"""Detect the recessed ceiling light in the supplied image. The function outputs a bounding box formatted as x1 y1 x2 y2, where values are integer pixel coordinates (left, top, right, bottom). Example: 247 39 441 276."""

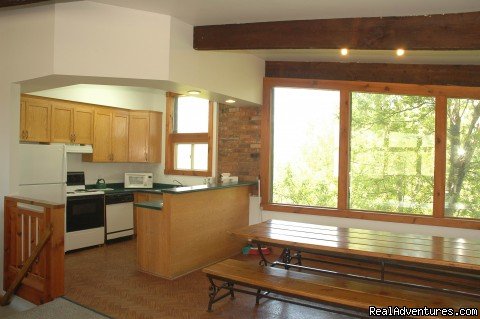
396 49 405 56
187 90 201 95
225 99 236 104
340 48 349 56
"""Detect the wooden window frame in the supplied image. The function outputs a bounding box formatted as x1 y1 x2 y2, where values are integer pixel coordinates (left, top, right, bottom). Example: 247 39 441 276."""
164 92 214 177
261 77 480 230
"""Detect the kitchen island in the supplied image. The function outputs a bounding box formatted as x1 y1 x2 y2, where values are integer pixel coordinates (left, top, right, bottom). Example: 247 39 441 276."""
134 182 254 279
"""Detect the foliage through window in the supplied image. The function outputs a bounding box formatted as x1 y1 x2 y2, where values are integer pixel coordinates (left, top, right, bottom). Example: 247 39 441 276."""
264 78 480 225
445 98 480 218
350 93 435 215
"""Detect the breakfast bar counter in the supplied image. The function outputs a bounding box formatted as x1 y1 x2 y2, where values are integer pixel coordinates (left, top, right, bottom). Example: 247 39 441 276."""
135 182 254 279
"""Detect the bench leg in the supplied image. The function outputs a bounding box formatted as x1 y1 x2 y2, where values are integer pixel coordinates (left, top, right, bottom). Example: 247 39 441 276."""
255 289 261 304
228 282 235 299
207 277 235 312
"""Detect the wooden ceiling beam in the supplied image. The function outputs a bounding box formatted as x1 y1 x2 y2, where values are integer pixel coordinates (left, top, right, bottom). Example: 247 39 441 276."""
265 61 480 87
194 11 480 51
0 0 51 8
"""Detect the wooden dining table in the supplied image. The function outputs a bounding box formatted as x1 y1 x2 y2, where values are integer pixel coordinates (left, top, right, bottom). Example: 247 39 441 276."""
232 219 480 297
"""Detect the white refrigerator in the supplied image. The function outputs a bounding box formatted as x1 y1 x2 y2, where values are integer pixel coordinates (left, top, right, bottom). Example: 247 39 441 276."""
18 144 67 204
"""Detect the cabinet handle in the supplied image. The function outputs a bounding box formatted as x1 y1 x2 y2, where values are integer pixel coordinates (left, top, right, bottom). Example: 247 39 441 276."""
73 133 76 142
70 133 74 142
21 130 25 140
145 152 148 161
25 131 29 140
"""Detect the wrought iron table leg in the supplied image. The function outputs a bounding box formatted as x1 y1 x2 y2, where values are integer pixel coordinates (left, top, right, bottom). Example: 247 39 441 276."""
207 277 219 312
257 242 270 266
255 289 262 304
228 282 235 299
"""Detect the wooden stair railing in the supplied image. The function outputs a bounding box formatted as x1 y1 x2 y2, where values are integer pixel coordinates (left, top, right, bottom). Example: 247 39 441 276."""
3 196 65 305
1 225 52 306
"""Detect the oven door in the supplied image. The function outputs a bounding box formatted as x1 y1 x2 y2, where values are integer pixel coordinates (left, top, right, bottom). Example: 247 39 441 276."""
66 195 105 232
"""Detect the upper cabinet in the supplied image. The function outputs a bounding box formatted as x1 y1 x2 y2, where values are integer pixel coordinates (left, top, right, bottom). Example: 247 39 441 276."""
111 110 129 162
128 111 150 162
128 111 162 163
20 95 51 143
20 95 162 164
51 101 74 143
148 111 162 163
73 105 94 144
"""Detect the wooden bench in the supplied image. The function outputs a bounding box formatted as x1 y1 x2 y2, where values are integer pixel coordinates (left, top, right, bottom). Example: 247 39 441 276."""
203 259 479 318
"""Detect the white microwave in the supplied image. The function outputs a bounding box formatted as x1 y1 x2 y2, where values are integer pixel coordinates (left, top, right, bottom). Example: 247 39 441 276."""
124 173 153 189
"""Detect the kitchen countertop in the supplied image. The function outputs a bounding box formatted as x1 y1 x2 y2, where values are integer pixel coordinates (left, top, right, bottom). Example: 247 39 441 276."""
87 181 256 195
134 200 163 211
160 181 256 194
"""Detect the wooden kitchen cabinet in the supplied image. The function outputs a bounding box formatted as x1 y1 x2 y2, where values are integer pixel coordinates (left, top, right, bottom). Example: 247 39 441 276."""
51 101 74 143
148 111 162 163
128 111 163 163
20 95 51 142
49 101 94 144
84 107 130 163
111 110 129 162
73 105 94 144
128 111 150 162
84 107 113 162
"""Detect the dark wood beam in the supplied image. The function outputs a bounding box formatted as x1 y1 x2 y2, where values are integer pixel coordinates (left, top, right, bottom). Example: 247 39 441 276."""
0 0 50 8
194 11 480 51
265 61 480 87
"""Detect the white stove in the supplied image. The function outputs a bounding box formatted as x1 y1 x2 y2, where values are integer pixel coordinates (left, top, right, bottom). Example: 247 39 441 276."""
66 185 105 197
65 172 105 252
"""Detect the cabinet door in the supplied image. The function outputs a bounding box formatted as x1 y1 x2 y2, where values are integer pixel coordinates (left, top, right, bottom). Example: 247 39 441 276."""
23 97 51 142
20 100 26 141
128 112 149 162
74 105 94 144
92 108 113 162
51 102 74 143
148 112 162 163
111 110 129 162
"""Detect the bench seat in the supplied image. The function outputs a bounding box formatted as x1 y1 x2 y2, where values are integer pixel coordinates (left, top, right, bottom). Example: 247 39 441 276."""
203 259 479 318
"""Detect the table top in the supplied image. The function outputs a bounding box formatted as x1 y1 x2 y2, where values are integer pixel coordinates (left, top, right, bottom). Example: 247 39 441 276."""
232 219 480 273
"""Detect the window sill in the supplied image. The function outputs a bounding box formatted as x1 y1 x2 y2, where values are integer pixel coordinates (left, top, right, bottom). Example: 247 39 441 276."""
261 203 480 230
164 169 211 177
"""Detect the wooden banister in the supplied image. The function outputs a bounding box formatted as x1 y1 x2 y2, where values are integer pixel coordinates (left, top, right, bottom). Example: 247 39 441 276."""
1 225 52 306
3 196 64 305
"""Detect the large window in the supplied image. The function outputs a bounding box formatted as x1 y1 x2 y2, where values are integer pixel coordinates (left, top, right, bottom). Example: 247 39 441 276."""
262 78 480 228
165 93 213 176
350 93 435 215
272 87 340 208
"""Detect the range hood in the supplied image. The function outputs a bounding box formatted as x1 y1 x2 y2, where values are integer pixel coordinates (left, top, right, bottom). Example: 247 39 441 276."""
65 144 93 154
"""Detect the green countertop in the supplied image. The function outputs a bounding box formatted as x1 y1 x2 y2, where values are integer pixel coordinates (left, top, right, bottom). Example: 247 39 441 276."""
134 200 163 211
160 181 256 194
87 181 255 195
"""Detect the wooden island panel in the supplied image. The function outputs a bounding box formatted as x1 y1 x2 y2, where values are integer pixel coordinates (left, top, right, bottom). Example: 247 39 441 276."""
136 185 250 279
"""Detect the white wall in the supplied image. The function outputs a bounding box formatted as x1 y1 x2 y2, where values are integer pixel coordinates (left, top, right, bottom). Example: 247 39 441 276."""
169 17 265 105
0 4 56 289
31 84 166 111
53 1 171 80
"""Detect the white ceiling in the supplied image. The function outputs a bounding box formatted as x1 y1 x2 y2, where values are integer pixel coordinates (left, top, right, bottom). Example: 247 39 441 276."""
90 0 480 25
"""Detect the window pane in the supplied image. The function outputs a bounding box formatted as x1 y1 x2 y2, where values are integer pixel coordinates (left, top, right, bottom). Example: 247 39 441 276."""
349 92 435 215
175 144 192 170
175 96 209 133
272 87 340 208
193 144 208 170
445 98 480 219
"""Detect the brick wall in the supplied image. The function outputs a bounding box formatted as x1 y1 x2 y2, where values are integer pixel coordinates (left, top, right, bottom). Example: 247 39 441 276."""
217 104 261 182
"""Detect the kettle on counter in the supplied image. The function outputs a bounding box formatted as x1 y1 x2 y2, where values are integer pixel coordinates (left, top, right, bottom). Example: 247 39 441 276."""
96 178 107 189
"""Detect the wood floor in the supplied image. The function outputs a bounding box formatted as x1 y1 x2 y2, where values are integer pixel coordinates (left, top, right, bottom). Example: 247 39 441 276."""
64 239 355 319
